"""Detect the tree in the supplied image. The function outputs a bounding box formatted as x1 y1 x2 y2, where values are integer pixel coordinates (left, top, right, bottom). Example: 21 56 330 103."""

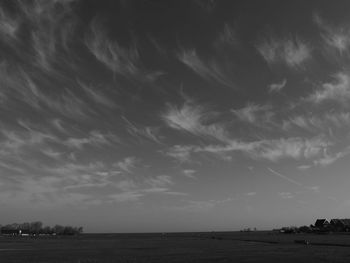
53 224 64 235
30 221 43 234
19 222 30 231
0 222 83 235
42 226 53 235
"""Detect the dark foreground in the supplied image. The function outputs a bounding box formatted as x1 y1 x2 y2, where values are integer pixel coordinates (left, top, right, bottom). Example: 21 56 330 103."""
2 232 350 262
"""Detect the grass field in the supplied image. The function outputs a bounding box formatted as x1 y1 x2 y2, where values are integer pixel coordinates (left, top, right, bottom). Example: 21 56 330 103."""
2 232 350 262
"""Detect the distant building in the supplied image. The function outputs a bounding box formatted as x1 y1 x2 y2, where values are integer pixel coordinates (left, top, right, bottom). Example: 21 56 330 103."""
314 219 329 229
19 229 30 236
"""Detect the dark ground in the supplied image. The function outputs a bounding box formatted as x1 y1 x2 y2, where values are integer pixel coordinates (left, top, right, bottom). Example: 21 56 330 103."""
2 231 350 262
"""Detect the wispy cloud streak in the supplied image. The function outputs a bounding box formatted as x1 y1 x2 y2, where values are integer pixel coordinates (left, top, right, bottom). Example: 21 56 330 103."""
307 72 350 104
85 19 161 82
267 167 303 187
178 48 235 88
314 13 350 54
257 35 311 68
162 98 228 142
269 79 287 93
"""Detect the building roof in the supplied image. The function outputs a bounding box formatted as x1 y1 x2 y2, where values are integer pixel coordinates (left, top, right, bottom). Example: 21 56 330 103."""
315 219 329 227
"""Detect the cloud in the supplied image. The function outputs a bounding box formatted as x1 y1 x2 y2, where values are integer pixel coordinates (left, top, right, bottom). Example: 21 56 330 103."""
85 19 139 76
31 28 56 70
178 48 235 88
168 197 235 212
85 19 161 82
164 145 194 163
122 116 162 144
41 148 62 160
193 0 217 13
183 169 197 179
0 64 39 109
43 161 104 177
0 160 26 174
51 119 67 133
0 126 57 154
0 157 176 206
269 78 287 93
104 174 181 203
279 192 294 199
0 5 19 41
217 23 237 46
162 99 228 142
313 13 350 54
108 174 182 202
44 89 92 120
77 79 116 108
66 130 118 149
108 182 186 202
307 72 350 104
0 175 92 207
113 157 139 173
194 140 258 156
0 158 119 207
0 152 182 206
114 180 136 192
40 161 121 193
313 149 350 167
254 136 329 162
145 175 173 188
165 135 330 163
297 164 312 170
0 65 92 119
15 0 78 71
283 111 350 133
232 103 273 124
63 174 110 190
257 35 311 68
108 192 144 203
268 167 303 187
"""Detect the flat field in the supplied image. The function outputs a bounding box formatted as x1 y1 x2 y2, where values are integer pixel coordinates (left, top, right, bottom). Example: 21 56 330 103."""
2 231 350 262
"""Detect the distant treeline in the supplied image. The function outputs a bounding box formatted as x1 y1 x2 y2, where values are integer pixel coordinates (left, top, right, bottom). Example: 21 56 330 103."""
0 221 83 235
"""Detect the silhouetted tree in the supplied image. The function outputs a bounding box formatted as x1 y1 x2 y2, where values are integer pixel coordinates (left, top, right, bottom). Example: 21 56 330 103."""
30 221 43 235
53 224 65 235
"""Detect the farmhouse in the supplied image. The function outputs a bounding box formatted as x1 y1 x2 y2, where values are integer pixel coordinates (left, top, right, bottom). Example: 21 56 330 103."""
314 219 329 229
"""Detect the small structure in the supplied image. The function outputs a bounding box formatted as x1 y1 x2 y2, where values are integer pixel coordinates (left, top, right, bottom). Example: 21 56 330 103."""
1 228 30 236
19 229 30 236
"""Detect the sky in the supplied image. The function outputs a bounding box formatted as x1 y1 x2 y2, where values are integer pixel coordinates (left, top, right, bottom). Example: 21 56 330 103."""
2 0 350 233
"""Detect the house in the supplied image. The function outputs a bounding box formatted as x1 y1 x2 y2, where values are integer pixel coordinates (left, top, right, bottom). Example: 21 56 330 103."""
314 219 330 229
19 229 30 236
